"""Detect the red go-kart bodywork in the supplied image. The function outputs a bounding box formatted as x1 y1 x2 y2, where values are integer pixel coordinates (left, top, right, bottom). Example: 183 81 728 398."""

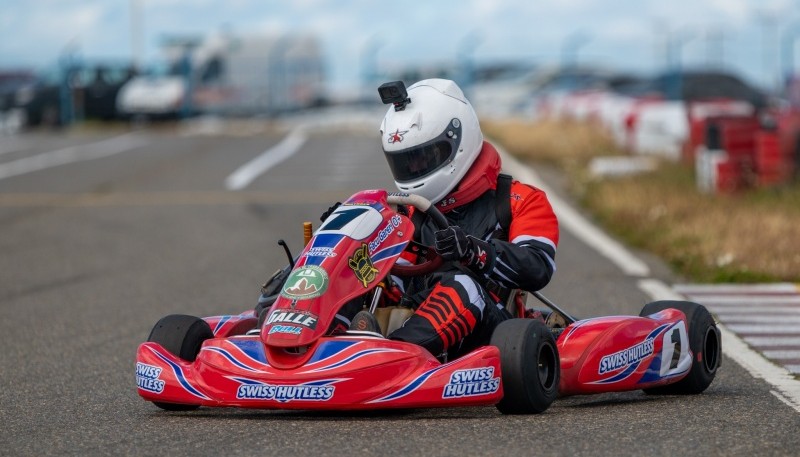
136 190 716 412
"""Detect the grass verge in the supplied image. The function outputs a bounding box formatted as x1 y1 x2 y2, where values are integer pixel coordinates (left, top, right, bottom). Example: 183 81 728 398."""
482 118 800 283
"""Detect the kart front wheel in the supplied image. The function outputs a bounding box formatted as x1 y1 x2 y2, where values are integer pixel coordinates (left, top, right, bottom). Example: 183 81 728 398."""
491 318 559 414
146 314 213 411
639 300 721 395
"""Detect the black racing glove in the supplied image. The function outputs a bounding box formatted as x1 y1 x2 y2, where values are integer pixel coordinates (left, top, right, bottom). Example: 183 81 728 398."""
434 226 495 274
320 202 342 223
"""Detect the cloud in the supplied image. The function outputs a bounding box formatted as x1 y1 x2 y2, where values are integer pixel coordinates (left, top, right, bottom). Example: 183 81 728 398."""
0 2 110 66
0 0 785 90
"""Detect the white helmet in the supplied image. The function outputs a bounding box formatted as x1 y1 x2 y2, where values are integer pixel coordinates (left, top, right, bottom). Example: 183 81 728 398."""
379 79 483 204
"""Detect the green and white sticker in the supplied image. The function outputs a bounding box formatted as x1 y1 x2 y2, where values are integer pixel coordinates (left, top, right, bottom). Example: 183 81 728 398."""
280 265 329 300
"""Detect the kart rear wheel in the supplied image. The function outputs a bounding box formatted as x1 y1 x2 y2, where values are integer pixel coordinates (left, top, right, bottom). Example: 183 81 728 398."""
491 318 559 414
639 301 721 395
147 314 213 411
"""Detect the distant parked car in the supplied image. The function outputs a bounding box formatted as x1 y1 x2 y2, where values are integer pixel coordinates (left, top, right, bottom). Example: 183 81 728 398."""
0 70 36 111
0 70 36 132
78 65 138 120
12 63 136 127
116 61 187 119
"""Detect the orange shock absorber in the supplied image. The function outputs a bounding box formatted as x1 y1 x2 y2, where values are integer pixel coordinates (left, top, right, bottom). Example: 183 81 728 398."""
303 222 313 246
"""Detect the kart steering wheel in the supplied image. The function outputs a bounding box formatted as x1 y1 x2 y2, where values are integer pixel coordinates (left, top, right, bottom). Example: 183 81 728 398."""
386 193 449 276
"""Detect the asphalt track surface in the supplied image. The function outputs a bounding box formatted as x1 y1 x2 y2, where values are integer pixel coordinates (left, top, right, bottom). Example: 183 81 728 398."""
1 120 798 456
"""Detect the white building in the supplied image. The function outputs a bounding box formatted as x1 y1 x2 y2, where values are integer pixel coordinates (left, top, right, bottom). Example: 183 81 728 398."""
117 32 325 117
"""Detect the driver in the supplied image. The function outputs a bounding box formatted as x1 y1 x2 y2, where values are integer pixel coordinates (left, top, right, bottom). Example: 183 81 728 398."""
351 78 560 359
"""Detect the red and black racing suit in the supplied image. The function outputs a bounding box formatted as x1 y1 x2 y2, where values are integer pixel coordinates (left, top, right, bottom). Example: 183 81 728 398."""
389 177 559 358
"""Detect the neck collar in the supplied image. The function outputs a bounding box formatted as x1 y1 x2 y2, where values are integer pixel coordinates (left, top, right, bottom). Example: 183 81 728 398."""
435 141 502 212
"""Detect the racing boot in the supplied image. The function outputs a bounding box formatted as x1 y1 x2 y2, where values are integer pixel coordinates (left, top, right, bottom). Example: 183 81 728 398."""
349 310 383 334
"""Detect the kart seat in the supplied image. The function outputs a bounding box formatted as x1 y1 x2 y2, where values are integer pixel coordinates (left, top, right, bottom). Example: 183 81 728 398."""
373 306 414 337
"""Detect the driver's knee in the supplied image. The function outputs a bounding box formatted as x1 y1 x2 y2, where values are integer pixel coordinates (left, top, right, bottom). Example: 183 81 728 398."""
388 276 483 356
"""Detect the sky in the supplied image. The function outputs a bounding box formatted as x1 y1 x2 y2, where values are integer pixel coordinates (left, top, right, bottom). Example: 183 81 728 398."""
1 0 799 92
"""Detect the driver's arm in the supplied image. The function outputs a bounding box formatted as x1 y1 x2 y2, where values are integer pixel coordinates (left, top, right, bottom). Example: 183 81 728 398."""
485 183 558 292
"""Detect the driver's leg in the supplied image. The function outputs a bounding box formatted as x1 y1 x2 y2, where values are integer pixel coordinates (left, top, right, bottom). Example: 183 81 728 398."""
388 273 488 357
326 297 363 334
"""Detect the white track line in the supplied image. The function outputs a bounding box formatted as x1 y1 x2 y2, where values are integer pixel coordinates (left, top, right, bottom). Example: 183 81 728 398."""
500 150 650 277
225 127 308 191
675 283 799 294
763 351 800 359
686 296 800 305
717 315 800 324
0 133 147 181
705 306 800 314
744 337 800 346
726 324 800 334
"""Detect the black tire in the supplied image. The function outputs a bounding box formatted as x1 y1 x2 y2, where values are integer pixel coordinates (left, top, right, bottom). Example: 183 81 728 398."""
639 300 721 395
491 318 560 414
146 314 213 411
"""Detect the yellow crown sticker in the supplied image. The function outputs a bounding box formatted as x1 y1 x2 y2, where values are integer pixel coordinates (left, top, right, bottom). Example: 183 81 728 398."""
348 243 379 288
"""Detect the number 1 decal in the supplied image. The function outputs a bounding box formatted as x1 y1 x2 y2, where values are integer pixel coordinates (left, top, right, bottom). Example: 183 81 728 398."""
669 328 682 370
659 321 691 377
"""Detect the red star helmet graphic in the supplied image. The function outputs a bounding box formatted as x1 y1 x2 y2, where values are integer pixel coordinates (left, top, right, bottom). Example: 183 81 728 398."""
387 129 408 144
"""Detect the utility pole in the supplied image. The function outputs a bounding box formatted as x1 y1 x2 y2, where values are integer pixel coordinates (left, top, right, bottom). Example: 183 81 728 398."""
756 11 779 93
705 27 724 69
561 30 591 91
782 22 800 86
130 0 144 71
361 36 384 90
458 31 482 96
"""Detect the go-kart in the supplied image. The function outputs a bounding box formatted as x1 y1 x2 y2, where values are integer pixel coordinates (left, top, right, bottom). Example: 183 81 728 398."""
136 189 721 414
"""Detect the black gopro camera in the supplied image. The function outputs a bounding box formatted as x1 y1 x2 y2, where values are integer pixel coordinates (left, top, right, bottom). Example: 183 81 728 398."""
378 81 411 111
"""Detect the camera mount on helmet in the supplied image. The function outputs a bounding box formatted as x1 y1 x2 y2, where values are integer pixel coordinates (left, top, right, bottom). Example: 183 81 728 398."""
378 81 411 111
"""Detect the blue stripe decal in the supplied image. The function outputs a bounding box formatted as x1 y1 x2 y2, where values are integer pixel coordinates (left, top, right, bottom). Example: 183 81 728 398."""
312 234 345 248
371 241 408 263
371 365 447 403
228 339 268 364
306 348 396 372
591 323 672 385
305 234 346 266
638 322 687 384
204 347 258 372
213 315 232 334
151 348 210 400
308 340 359 364
231 377 340 387
647 323 670 340
302 379 340 387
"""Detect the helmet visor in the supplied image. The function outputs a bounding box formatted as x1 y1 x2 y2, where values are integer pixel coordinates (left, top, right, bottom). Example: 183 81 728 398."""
383 119 461 183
